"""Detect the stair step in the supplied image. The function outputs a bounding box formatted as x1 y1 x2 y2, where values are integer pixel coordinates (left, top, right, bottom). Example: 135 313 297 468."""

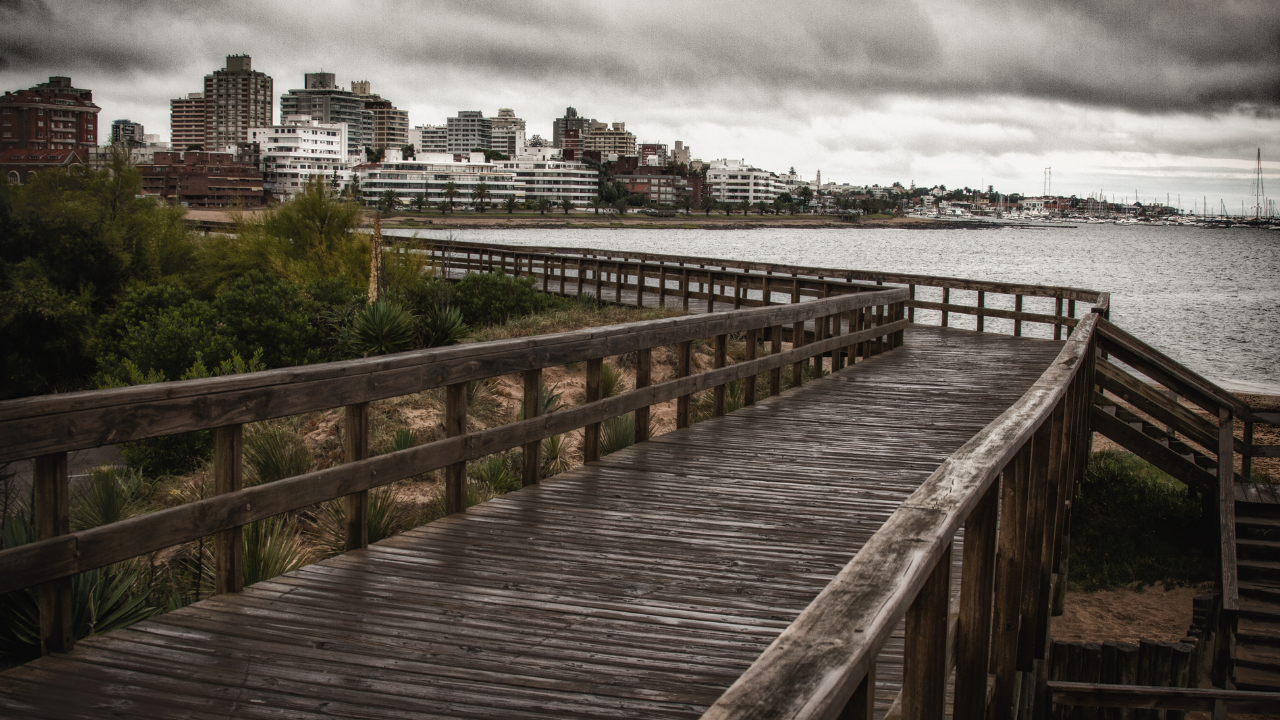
1236 643 1280 671
1234 664 1280 691
1238 616 1280 647
1238 538 1280 561
1241 596 1280 623
1239 582 1280 603
1240 559 1280 583
1239 515 1280 530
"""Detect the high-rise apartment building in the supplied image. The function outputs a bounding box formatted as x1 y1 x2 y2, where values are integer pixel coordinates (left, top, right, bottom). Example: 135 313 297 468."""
491 108 526 157
582 121 636 157
447 111 492 153
350 81 408 152
0 76 100 152
638 143 668 166
409 124 447 154
202 55 272 149
250 115 351 198
552 107 593 149
280 73 371 156
671 140 691 165
170 93 206 149
110 119 145 146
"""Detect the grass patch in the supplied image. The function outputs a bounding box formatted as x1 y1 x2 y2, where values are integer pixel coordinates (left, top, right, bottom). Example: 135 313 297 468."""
1068 450 1214 591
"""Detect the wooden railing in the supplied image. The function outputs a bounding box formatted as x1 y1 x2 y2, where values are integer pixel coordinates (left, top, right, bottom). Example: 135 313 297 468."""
700 311 1101 720
0 285 907 656
1091 317 1280 690
400 238 1108 339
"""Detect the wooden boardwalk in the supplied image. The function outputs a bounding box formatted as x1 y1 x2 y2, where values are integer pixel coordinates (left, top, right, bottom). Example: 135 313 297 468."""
0 326 1062 719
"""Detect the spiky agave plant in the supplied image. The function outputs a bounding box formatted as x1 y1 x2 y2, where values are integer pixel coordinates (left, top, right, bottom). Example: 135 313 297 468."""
71 465 148 531
244 427 313 486
599 362 625 399
237 516 313 587
472 453 520 494
419 304 467 348
541 434 573 477
351 300 417 356
600 413 654 456
311 487 409 557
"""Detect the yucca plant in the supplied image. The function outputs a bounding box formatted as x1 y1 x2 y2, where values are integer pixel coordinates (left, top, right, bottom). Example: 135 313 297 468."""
351 300 417 356
723 380 746 415
389 428 417 453
238 516 313 587
244 427 313 486
466 379 490 406
72 465 148 531
600 362 625 398
600 413 653 456
472 453 521 494
419 304 467 348
541 434 573 477
0 510 158 664
519 383 564 420
311 487 409 557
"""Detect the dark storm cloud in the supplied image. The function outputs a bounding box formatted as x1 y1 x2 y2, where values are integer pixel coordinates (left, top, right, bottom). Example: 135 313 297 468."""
1 0 1275 114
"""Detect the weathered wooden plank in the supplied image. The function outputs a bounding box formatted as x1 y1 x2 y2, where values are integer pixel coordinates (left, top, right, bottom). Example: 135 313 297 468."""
445 382 466 515
1049 682 1280 713
523 369 542 487
213 425 244 593
33 452 72 656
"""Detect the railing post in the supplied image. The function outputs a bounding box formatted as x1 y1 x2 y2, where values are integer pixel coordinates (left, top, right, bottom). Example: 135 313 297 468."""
1055 296 1064 341
676 341 692 428
1243 420 1254 478
770 325 782 396
840 664 876 720
763 272 772 307
635 348 652 443
542 255 550 292
636 263 645 308
1015 294 1024 337
445 382 467 514
908 283 916 323
559 258 567 296
1018 419 1054 677
733 274 742 310
713 334 728 416
681 268 690 311
658 263 667 308
522 368 542 486
812 312 826 378
34 451 72 655
941 287 950 327
708 272 716 312
792 316 806 387
903 544 952 720
614 263 623 304
956 479 1001 720
991 446 1031 720
594 259 603 300
584 358 603 461
342 404 370 551
744 329 758 406
978 290 986 332
213 426 244 594
1216 406 1237 689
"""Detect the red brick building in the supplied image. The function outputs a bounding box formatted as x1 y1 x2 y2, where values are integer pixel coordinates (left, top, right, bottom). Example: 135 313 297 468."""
614 166 702 206
0 77 100 152
137 150 265 208
0 148 86 184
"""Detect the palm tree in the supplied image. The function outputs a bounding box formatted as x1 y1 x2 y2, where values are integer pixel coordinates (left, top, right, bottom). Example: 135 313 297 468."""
561 197 573 215
472 182 490 213
443 181 459 212
505 196 516 214
589 197 604 215
380 189 399 213
537 198 551 215
739 199 750 216
412 192 427 213
754 201 768 215
701 196 716 216
614 198 628 216
678 194 694 215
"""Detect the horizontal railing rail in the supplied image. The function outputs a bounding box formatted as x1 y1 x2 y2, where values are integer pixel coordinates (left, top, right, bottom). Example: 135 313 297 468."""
701 312 1099 720
1 286 907 657
395 238 1106 339
1049 681 1280 714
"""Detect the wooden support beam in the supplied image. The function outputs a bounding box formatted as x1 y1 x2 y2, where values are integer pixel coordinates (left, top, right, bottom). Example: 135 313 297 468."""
635 263 645 308
769 325 782 396
713 334 728 417
634 349 652 443
903 544 952 720
941 287 950 327
792 319 806 386
1055 297 1064 341
210 425 246 597
445 382 466 514
342 404 369 551
744 329 757 406
978 291 986 332
838 664 876 720
658 264 667 308
584 358 603 462
1017 419 1053 672
522 368 542 486
676 341 692 428
681 268 690 311
955 480 1000 720
991 446 1032 720
34 452 72 656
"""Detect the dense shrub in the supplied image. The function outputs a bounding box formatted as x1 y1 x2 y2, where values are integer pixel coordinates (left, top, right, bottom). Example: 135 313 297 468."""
211 271 326 369
451 272 558 327
1068 451 1214 590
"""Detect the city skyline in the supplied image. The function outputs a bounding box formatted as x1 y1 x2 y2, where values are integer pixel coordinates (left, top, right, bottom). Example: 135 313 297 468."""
1 0 1277 210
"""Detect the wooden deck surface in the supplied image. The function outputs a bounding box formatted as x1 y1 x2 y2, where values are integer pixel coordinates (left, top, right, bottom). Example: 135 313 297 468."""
0 326 1063 719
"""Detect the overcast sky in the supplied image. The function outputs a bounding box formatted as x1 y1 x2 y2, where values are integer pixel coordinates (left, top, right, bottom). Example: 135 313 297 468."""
3 0 1277 211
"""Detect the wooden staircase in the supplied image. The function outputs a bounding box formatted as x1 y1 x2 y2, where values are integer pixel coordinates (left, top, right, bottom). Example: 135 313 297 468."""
1236 484 1280 691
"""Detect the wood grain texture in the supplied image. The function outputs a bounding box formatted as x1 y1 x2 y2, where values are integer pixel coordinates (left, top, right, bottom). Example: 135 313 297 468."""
213 425 245 593
1 325 1066 720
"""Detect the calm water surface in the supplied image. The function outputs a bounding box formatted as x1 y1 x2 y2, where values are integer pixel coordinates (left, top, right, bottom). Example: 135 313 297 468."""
387 224 1280 393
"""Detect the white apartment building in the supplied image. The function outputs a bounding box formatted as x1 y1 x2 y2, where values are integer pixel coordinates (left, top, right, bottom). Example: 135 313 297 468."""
495 150 598 206
249 115 352 198
446 111 491 153
491 108 526 157
409 124 447 154
703 158 784 205
356 149 519 208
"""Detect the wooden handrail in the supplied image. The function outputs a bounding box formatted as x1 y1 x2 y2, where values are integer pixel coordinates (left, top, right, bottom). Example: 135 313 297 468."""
0 289 907 597
414 237 1107 303
1049 681 1280 713
700 312 1098 720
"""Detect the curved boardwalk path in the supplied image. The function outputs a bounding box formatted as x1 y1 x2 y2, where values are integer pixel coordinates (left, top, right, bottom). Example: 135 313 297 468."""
0 327 1062 719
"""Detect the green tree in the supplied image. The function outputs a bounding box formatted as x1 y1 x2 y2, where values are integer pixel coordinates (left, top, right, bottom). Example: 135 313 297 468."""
379 189 399 213
739 199 750 215
412 192 428 212
504 196 516 214
701 195 716 215
614 198 628 216
561 197 573 215
798 185 814 210
538 198 551 215
589 197 604 215
472 182 490 213
401 144 416 160
443 181 459 211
